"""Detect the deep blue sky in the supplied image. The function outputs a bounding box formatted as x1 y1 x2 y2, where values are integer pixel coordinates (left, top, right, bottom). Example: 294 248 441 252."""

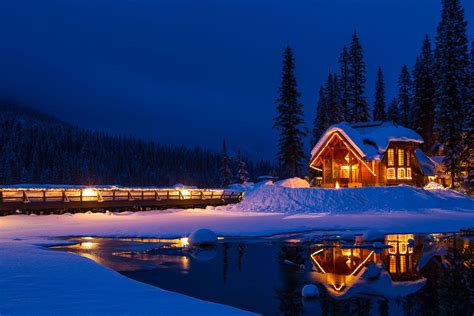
0 0 472 160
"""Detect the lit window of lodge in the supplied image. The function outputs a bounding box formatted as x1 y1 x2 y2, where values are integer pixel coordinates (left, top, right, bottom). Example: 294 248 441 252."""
398 149 404 166
398 168 406 179
406 168 412 179
387 168 396 180
387 149 394 166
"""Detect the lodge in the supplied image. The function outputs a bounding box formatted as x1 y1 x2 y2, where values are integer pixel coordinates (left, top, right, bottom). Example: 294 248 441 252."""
309 121 438 188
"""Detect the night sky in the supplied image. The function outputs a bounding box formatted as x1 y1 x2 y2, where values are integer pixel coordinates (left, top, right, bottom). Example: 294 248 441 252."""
0 0 472 160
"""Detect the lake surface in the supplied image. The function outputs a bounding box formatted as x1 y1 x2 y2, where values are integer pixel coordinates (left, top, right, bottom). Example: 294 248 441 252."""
52 231 473 315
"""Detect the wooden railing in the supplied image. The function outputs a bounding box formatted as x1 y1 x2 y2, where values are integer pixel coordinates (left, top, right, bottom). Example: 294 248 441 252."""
0 186 244 215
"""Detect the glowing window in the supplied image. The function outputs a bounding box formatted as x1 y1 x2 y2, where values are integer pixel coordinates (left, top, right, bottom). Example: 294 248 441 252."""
387 149 394 166
388 242 397 254
399 243 407 254
400 256 406 273
406 168 412 179
387 168 396 180
398 149 404 166
389 255 397 273
397 168 406 179
407 151 411 166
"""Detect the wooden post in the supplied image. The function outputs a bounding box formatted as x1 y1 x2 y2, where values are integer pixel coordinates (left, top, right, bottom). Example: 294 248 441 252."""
322 159 326 185
43 190 46 202
330 148 334 185
349 152 352 184
113 190 116 201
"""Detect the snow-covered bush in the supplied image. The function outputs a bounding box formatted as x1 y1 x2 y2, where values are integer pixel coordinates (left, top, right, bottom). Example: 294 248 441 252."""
301 284 319 298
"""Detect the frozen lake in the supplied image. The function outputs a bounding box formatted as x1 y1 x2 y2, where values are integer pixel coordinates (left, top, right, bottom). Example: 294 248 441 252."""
52 231 473 315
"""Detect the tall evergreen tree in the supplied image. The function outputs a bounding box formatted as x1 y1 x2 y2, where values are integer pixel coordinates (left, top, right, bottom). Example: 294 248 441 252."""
338 46 351 121
325 72 344 124
397 65 413 127
236 148 249 184
348 30 369 122
463 41 474 180
373 67 386 121
387 97 399 123
273 46 307 177
434 0 469 188
313 86 328 143
221 139 233 187
412 35 436 152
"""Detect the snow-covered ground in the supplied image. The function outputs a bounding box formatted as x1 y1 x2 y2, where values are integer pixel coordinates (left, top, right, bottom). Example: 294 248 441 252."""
1 183 473 315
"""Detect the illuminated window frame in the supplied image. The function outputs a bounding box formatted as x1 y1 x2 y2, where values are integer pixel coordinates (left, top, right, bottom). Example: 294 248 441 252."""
387 167 396 180
397 168 406 179
406 168 412 179
387 149 394 166
398 149 404 166
407 151 411 167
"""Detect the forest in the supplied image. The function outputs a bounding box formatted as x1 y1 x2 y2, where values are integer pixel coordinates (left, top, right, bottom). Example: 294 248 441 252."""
0 103 273 187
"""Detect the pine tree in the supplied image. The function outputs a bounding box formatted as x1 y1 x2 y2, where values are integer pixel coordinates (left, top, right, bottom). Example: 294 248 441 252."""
397 65 413 127
463 41 474 181
273 46 307 177
313 86 328 143
325 72 344 124
373 66 386 121
221 139 233 187
338 46 351 121
236 148 249 184
348 30 369 122
412 35 436 152
434 0 469 188
387 98 399 123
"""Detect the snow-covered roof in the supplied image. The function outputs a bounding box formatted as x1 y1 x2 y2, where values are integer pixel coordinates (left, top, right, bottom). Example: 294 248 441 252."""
415 149 438 176
311 121 424 161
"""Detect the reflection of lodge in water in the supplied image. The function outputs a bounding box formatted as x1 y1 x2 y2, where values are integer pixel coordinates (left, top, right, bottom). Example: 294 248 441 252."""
310 234 424 297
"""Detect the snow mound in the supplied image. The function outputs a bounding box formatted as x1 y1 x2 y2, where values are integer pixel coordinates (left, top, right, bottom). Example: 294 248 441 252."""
231 184 474 214
275 177 310 188
188 228 217 246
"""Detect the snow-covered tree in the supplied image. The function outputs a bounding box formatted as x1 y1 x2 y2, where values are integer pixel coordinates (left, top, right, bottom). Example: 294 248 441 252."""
338 46 351 121
434 0 469 188
397 65 413 127
387 98 399 123
273 46 307 177
462 41 474 178
348 30 369 122
373 67 386 121
313 86 328 143
221 139 233 187
236 148 249 184
412 35 436 152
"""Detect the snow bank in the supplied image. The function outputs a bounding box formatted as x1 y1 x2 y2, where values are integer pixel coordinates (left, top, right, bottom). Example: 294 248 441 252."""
0 240 250 315
224 184 474 214
275 177 310 188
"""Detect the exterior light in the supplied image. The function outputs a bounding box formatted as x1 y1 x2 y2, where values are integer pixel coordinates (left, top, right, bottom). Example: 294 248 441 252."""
180 189 191 199
335 181 340 189
180 237 189 247
82 188 96 197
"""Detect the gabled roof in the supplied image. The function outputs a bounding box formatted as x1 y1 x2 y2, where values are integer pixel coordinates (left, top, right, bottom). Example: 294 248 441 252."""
311 121 424 161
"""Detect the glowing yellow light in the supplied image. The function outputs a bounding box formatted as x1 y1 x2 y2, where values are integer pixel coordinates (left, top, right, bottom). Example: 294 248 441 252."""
180 189 191 199
180 237 189 247
342 249 351 257
335 181 340 189
82 188 96 197
82 237 93 240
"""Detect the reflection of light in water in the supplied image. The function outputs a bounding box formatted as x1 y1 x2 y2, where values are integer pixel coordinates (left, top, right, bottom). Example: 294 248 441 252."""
82 237 93 240
81 242 95 249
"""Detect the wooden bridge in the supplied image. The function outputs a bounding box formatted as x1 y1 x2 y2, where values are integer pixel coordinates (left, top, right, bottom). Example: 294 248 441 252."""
0 185 244 215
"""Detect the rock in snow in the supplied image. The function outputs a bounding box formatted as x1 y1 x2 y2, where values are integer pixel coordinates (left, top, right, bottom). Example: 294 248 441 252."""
301 284 319 298
188 228 217 246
